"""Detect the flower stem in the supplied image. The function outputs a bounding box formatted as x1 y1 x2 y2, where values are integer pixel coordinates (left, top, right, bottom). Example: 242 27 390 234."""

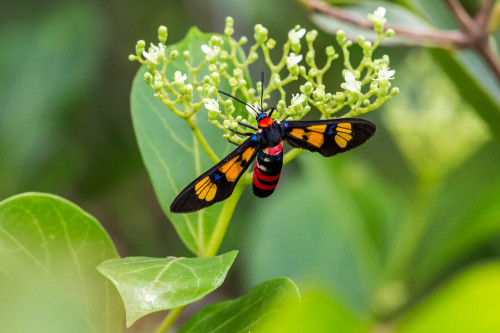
155 305 186 333
204 182 246 257
186 117 220 164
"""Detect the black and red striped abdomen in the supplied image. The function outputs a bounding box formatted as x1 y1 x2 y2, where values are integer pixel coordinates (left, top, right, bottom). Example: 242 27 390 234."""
252 142 283 198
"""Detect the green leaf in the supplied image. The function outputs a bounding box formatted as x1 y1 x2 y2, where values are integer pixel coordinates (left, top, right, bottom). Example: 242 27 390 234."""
178 277 300 333
0 193 122 333
130 27 246 255
261 291 369 333
398 261 500 332
98 250 237 327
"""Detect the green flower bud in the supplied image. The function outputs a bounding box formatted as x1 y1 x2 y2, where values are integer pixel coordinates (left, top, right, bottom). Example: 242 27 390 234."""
233 68 243 78
325 46 335 57
249 52 259 62
306 50 315 65
254 24 268 43
272 74 281 88
211 72 220 85
144 72 153 85
183 50 190 60
235 115 243 122
277 100 286 114
248 88 256 97
170 49 179 60
223 119 231 128
207 86 216 97
158 26 167 44
225 16 234 27
306 30 318 43
203 75 211 84
196 86 203 95
136 40 146 55
230 121 239 130
209 64 218 73
390 87 400 96
299 66 307 76
229 77 238 87
220 50 229 61
185 84 193 95
313 89 325 102
301 82 314 95
363 99 371 106
208 109 218 120
266 38 276 49
308 67 318 78
224 26 234 36
386 29 395 37
324 93 332 103
336 30 346 45
238 79 247 88
357 35 365 45
128 54 136 61
239 36 248 45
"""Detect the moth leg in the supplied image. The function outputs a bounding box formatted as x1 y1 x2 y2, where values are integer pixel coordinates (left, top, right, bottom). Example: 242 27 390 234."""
229 128 254 136
238 121 257 130
226 138 240 146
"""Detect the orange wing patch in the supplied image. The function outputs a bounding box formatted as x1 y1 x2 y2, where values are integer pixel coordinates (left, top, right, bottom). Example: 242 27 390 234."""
334 123 353 148
218 147 256 182
194 176 217 201
289 128 325 148
306 124 327 132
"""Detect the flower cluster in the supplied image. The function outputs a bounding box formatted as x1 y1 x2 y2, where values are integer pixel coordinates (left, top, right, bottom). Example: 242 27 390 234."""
129 9 398 146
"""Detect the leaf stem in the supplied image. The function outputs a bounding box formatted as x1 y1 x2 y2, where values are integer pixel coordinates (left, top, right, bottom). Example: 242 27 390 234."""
203 182 246 257
155 305 186 333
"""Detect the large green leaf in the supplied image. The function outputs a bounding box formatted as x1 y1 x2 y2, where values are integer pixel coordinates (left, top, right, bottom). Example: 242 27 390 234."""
98 250 237 327
131 27 246 255
398 261 500 332
0 193 122 333
179 277 300 333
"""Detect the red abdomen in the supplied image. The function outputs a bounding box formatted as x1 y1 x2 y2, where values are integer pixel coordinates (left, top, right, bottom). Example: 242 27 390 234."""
252 142 283 198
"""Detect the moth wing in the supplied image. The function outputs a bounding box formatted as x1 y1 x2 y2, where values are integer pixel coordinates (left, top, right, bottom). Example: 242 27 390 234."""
170 138 259 213
284 118 376 157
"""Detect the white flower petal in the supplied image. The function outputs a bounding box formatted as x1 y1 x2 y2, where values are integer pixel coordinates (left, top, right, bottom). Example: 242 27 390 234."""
296 28 306 39
246 104 256 114
374 7 386 18
344 71 355 81
201 44 211 54
204 99 219 111
286 53 303 67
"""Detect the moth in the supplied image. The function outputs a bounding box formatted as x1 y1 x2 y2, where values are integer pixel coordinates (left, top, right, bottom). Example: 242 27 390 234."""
170 76 376 213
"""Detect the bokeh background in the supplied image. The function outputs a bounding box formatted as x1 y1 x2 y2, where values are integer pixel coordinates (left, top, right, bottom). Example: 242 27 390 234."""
2 0 500 331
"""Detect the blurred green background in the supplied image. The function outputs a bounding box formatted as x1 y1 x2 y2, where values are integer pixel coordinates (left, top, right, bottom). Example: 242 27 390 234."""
2 0 500 331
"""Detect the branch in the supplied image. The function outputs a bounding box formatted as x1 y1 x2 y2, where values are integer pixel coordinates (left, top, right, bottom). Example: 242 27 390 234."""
305 0 469 48
476 0 495 30
442 0 476 32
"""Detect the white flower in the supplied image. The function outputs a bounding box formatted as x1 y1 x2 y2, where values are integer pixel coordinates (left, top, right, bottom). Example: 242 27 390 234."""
246 104 258 114
142 43 165 65
290 94 306 107
286 52 303 68
173 71 187 84
201 44 221 60
374 7 386 18
343 71 361 93
374 65 395 81
288 28 306 44
204 98 219 111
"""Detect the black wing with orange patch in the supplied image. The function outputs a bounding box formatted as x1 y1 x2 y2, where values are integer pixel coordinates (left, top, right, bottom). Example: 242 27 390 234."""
283 118 376 157
170 138 260 213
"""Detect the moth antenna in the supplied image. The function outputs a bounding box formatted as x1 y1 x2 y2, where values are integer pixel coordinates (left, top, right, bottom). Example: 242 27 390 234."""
218 90 258 115
260 72 264 111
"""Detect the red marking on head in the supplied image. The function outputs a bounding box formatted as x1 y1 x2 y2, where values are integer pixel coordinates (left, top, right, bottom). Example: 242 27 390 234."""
258 117 273 128
264 142 283 156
